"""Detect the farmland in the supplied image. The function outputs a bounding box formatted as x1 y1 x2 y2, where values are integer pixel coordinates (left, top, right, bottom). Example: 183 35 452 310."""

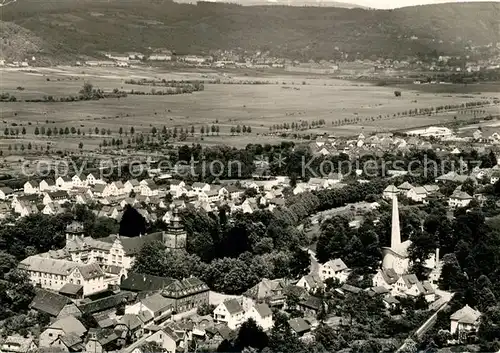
0 66 499 152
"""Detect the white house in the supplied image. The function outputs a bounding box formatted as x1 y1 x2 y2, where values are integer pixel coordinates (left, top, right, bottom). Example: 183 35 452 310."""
407 186 428 202
43 191 70 205
213 298 245 330
0 187 14 200
392 274 435 302
450 305 481 337
42 202 64 215
40 179 56 192
192 182 210 195
449 191 473 208
125 293 173 323
245 303 273 331
383 185 399 200
24 181 40 195
56 176 73 190
39 316 87 348
124 179 141 194
318 258 349 283
296 274 322 292
72 175 86 188
143 328 182 353
19 255 107 297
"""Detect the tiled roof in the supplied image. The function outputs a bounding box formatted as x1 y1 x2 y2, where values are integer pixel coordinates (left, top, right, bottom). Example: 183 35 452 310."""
19 256 77 276
30 288 73 316
254 303 272 318
59 283 84 296
78 292 136 314
49 316 87 336
162 277 209 298
222 299 244 315
451 305 481 324
120 273 175 292
99 233 164 255
77 263 104 280
288 317 311 334
141 293 173 313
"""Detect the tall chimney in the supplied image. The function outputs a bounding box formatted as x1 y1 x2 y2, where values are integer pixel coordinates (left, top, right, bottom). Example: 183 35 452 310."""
435 248 440 267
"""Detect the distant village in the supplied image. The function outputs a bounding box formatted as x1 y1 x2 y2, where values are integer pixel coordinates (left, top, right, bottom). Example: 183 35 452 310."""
2 42 500 78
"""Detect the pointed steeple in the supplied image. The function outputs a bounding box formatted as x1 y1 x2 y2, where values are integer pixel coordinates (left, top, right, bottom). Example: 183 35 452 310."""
391 195 401 249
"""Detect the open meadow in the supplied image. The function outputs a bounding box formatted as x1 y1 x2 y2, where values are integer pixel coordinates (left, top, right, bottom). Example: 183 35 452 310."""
0 66 499 152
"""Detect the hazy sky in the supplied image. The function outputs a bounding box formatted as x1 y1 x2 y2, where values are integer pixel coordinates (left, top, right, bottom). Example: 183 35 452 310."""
349 0 499 9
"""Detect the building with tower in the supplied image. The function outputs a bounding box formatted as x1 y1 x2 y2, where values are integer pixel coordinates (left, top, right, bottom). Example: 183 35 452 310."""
381 195 411 275
163 208 187 251
25 208 188 286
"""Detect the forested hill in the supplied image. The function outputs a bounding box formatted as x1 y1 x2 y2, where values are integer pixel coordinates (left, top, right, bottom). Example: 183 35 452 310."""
1 0 499 61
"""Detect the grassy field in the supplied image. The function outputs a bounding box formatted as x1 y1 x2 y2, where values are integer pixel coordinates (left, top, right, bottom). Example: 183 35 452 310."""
0 66 499 152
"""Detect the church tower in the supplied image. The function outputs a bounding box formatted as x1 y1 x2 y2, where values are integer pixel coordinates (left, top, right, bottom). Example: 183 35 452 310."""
381 195 411 275
391 194 401 249
163 208 187 250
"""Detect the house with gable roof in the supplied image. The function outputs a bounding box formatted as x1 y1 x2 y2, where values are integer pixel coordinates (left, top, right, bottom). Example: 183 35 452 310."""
124 179 141 194
213 298 245 330
24 180 40 195
397 182 414 197
39 315 87 348
407 186 428 202
372 268 400 290
0 186 14 200
56 176 73 190
296 274 323 292
245 303 273 331
449 190 473 208
29 288 81 318
450 305 481 338
392 274 435 302
125 293 173 324
318 258 349 283
383 185 399 200
243 278 286 307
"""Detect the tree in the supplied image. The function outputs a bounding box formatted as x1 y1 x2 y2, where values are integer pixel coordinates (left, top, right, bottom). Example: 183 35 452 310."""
230 127 236 135
119 205 146 237
247 126 252 133
95 127 99 135
216 125 220 135
79 142 83 150
4 128 8 136
234 319 269 351
151 127 157 135
21 127 26 135
440 253 466 291
119 127 123 136
394 91 402 97
46 128 52 137
70 127 76 134
236 125 241 134
64 127 70 135
34 127 39 135
130 127 135 135
200 126 205 135
59 128 64 135
132 240 168 276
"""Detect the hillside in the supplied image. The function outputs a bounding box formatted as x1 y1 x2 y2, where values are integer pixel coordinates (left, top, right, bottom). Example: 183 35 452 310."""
0 0 499 61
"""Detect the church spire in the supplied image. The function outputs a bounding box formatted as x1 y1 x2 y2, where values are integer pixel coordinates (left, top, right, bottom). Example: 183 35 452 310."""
391 195 401 249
